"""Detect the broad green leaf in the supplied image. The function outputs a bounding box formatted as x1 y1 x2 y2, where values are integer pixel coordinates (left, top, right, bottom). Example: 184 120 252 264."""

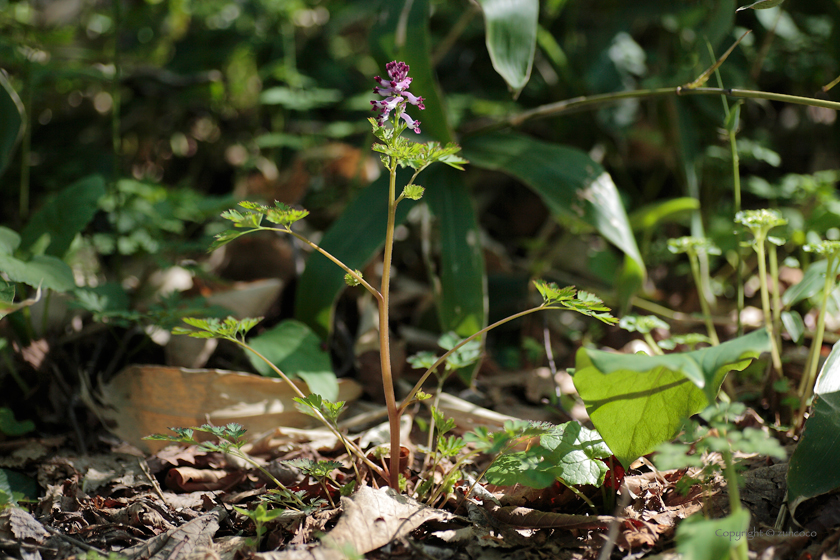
628 198 699 233
0 71 24 177
247 319 339 402
0 407 35 436
19 175 106 258
538 422 612 486
573 329 769 468
485 422 611 488
463 132 645 309
370 0 452 143
0 253 75 292
475 0 539 96
424 166 487 341
0 227 20 254
676 510 751 560
781 260 828 306
787 339 840 519
781 310 804 344
295 171 412 338
0 285 41 320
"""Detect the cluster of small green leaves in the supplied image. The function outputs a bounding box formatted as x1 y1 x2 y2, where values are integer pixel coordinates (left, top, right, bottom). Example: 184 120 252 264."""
469 421 613 489
408 332 483 381
144 423 248 454
657 333 712 351
416 407 468 502
655 402 786 493
619 315 669 335
210 201 309 251
233 502 291 550
261 488 325 513
171 316 262 343
293 394 346 425
667 236 721 256
369 118 468 173
735 209 788 245
803 240 840 258
533 280 617 324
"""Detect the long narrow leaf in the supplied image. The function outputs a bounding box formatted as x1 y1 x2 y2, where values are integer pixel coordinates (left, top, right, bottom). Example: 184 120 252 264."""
475 0 539 97
463 132 645 307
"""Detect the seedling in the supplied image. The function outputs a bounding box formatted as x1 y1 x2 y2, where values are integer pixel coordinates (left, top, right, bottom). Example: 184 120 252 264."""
233 502 289 552
668 236 721 346
144 423 308 509
656 402 786 560
284 458 344 509
735 209 787 376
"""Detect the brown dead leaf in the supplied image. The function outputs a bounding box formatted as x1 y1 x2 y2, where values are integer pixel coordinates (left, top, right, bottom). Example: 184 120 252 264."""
481 501 613 529
164 467 245 492
120 506 226 560
0 507 51 545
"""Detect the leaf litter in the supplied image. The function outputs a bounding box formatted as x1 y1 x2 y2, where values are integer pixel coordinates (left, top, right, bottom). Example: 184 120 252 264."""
2 379 828 560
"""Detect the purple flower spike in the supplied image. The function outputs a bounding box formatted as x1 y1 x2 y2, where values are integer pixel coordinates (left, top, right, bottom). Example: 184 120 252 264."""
371 60 424 132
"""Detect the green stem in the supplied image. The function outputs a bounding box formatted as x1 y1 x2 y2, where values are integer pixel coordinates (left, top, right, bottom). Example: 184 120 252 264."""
688 251 720 346
643 332 663 355
722 449 749 560
465 87 840 136
232 449 306 508
755 240 783 374
798 256 838 418
399 306 545 414
232 340 387 480
768 245 783 352
20 56 32 220
381 162 401 490
285 229 382 301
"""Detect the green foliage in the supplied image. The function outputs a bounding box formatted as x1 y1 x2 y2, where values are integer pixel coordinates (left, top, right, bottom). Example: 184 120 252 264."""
293 394 346 425
667 237 721 256
533 280 618 324
484 422 613 488
676 510 751 560
210 201 309 251
619 315 669 335
0 407 35 436
573 329 770 467
474 0 538 96
788 339 840 519
172 316 263 342
144 422 248 453
247 320 339 401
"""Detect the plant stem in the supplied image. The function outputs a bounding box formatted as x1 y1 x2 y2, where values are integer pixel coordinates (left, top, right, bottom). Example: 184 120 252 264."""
232 449 306 508
797 256 838 420
722 448 749 560
285 229 382 301
688 250 720 346
381 161 401 490
465 87 840 136
768 244 783 352
399 306 545 414
232 340 388 480
643 332 663 355
111 0 122 184
754 240 783 375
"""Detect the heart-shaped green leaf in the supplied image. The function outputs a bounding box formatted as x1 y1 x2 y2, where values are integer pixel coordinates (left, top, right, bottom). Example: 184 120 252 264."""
573 329 769 468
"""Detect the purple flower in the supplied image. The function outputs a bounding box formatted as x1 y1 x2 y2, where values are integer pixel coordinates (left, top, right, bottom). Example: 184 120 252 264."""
370 61 425 133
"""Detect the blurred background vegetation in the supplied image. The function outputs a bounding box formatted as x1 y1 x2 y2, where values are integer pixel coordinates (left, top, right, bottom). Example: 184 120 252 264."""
1 0 839 416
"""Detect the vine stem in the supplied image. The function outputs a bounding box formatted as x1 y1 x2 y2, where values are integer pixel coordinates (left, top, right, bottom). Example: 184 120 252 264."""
464 87 840 136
